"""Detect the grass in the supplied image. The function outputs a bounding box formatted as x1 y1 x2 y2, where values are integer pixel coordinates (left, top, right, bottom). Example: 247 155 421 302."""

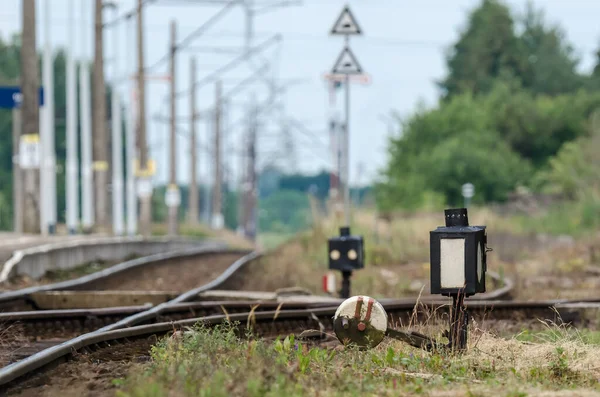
508 197 600 237
115 321 600 397
237 208 537 298
150 222 255 250
42 254 140 282
238 206 600 300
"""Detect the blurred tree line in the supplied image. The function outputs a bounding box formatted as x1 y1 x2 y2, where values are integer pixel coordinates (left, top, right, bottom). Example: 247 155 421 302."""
153 169 372 235
376 0 600 212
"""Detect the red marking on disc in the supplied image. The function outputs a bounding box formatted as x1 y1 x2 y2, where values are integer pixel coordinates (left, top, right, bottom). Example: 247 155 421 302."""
354 296 364 319
357 322 366 331
365 298 374 321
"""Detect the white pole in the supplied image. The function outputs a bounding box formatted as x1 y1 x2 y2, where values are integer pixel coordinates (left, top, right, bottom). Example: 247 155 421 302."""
125 16 137 236
80 0 95 230
111 6 124 236
126 102 137 236
40 0 51 236
66 0 79 234
46 0 56 234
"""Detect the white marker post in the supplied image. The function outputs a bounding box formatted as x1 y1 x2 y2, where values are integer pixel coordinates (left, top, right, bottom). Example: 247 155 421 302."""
462 183 474 208
66 0 79 234
80 0 95 231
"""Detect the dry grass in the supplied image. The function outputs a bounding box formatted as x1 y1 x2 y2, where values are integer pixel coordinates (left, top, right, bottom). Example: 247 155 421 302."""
151 222 255 250
241 207 600 301
0 322 27 367
115 318 600 397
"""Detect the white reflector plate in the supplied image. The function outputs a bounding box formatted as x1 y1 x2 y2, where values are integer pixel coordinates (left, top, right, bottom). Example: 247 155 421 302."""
440 238 465 289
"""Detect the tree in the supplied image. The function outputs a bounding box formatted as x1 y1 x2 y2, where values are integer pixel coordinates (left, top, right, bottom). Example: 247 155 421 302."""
258 190 310 234
376 90 531 210
518 2 583 95
439 0 524 98
594 41 600 78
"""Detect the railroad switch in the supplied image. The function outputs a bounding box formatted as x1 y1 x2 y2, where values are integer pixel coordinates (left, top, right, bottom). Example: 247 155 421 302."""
332 295 440 351
430 208 492 351
327 226 365 299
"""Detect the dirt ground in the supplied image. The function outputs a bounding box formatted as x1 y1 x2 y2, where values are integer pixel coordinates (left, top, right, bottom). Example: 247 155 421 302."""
7 337 156 397
89 252 245 291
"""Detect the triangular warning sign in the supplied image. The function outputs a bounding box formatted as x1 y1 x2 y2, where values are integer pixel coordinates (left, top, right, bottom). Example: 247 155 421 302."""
330 6 362 35
331 47 363 75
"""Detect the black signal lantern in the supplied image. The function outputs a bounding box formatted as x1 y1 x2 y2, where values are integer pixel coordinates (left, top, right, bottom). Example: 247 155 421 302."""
430 208 487 297
328 226 364 299
430 208 490 352
328 226 364 272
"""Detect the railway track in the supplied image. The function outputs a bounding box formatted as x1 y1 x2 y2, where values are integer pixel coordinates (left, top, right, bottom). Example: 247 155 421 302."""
0 249 261 381
2 297 600 394
0 240 565 395
0 246 245 311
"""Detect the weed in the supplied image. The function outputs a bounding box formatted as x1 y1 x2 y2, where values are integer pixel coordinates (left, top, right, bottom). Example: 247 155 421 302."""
116 320 600 397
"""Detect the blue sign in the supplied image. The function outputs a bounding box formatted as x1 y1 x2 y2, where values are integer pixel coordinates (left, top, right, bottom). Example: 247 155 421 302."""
0 86 44 109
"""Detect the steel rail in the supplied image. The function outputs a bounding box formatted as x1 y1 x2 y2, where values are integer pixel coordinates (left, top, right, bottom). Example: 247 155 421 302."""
3 298 600 391
3 295 596 335
0 243 233 309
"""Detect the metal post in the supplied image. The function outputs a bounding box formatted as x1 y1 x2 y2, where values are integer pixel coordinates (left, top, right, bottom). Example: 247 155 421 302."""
211 81 223 230
80 0 94 231
167 20 179 236
12 109 22 233
449 294 468 352
21 0 41 235
343 70 350 227
340 270 351 299
93 0 109 232
125 14 137 237
111 5 124 236
137 0 152 236
44 0 57 235
41 0 50 235
66 0 79 235
188 58 199 225
244 97 257 242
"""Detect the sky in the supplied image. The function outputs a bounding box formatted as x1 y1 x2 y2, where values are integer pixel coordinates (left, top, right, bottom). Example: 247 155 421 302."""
1 0 599 189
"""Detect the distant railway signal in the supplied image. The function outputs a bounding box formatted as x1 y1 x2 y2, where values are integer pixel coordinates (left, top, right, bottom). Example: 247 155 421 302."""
328 226 365 298
327 5 367 228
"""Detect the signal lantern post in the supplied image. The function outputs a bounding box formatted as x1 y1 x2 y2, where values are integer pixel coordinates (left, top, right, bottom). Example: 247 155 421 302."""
429 208 489 352
328 226 365 299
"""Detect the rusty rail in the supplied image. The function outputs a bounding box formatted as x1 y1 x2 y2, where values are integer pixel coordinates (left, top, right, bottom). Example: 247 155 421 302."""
2 298 600 392
0 244 235 310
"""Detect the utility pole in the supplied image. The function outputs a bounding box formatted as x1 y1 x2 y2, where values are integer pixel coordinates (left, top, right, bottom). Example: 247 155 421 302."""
81 0 94 232
93 0 109 232
42 0 57 235
110 3 124 236
188 57 199 225
137 0 152 236
167 20 179 236
66 0 79 234
126 14 137 236
243 99 257 242
329 5 364 227
342 70 350 226
237 125 246 235
12 106 22 233
211 81 223 230
20 0 41 234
